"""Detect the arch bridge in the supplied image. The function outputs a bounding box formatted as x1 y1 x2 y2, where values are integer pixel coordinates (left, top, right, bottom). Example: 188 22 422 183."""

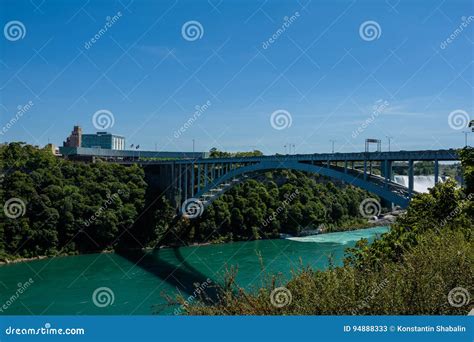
135 149 459 217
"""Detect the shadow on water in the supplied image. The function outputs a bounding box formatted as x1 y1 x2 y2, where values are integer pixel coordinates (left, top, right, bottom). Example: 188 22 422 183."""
116 247 219 314
115 179 221 313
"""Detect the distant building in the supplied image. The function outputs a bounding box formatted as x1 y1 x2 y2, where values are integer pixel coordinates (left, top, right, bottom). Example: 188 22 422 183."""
63 126 125 150
45 143 60 155
82 132 125 150
63 126 82 147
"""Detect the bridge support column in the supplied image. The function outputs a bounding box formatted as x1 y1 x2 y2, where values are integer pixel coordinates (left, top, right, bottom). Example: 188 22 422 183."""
434 159 439 184
363 159 367 180
380 159 394 209
344 160 348 173
204 164 208 187
197 164 201 192
184 164 188 201
170 163 176 207
177 164 182 206
382 160 392 188
191 163 195 197
408 160 414 196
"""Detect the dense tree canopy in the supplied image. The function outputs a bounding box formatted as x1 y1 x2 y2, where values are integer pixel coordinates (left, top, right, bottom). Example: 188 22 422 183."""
0 143 146 260
185 171 372 242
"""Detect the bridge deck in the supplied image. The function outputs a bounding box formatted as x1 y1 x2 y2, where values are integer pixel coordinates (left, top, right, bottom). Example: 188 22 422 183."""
132 149 459 165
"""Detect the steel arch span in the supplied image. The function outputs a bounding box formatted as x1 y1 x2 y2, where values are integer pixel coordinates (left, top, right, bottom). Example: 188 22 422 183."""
187 160 411 215
128 149 458 218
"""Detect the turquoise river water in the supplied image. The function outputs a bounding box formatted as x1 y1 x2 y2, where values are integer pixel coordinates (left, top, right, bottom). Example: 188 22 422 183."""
0 226 389 315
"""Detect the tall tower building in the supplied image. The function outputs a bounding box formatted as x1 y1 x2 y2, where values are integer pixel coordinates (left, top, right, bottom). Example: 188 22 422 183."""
63 126 82 147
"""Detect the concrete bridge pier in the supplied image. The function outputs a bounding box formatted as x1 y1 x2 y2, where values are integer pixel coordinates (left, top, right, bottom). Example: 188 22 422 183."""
408 160 414 197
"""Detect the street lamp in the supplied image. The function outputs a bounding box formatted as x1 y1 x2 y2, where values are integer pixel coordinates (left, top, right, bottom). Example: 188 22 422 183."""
462 131 471 147
386 136 393 152
329 140 336 153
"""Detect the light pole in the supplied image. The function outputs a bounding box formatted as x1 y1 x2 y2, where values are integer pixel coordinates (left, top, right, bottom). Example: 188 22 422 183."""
329 140 336 153
462 131 470 147
386 136 393 152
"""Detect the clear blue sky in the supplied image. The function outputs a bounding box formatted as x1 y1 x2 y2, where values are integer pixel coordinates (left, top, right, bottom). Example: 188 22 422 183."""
0 0 473 154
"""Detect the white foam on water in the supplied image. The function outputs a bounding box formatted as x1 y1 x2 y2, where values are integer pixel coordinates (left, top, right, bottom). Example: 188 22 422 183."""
287 226 389 245
393 175 445 193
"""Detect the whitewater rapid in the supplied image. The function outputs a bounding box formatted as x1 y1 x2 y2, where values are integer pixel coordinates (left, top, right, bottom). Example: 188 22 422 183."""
286 226 389 244
392 175 445 193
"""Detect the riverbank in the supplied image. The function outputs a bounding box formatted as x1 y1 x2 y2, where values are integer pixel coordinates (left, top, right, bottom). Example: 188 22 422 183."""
292 208 403 237
0 215 401 265
0 249 115 266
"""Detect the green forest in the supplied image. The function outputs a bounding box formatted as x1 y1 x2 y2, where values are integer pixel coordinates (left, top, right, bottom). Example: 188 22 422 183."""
0 143 147 260
0 143 373 261
184 148 474 315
